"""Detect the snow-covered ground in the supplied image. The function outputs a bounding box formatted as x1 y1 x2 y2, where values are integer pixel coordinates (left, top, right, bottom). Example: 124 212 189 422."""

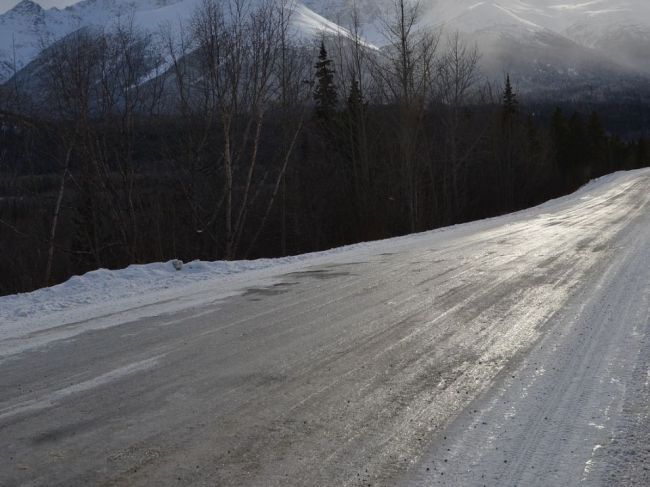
1 168 649 487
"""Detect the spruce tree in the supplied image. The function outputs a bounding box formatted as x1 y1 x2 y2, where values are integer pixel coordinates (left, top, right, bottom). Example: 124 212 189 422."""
502 74 518 121
313 41 338 119
499 75 520 210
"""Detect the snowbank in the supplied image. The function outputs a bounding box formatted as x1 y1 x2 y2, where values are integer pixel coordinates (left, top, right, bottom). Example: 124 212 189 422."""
1 169 647 343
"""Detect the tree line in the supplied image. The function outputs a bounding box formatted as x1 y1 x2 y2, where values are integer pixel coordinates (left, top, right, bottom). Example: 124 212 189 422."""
0 0 647 296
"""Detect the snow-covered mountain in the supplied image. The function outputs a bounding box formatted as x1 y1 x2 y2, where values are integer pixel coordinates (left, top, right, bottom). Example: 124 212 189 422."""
1 0 650 94
0 0 347 82
435 0 650 76
301 0 650 93
300 0 650 38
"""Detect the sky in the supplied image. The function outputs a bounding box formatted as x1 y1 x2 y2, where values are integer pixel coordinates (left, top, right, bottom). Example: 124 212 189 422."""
0 0 80 14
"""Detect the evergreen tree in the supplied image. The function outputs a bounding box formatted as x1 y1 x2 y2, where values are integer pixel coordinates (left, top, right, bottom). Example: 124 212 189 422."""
347 75 364 117
502 75 518 122
498 75 520 210
313 41 338 119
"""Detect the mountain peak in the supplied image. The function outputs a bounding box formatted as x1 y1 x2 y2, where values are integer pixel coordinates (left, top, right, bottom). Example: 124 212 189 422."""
8 0 44 16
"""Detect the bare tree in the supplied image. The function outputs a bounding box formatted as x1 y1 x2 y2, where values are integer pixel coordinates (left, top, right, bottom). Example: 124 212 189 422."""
435 32 481 221
41 31 104 268
191 0 311 259
41 24 165 273
330 4 376 235
374 0 439 231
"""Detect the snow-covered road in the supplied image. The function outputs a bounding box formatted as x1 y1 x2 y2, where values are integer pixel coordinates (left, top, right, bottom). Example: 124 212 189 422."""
1 169 649 486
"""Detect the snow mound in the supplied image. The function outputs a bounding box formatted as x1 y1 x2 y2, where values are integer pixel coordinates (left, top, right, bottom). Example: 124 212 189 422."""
0 254 345 339
0 169 647 344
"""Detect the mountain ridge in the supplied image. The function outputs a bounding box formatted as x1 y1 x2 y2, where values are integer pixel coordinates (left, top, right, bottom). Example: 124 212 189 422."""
0 0 346 82
2 0 650 95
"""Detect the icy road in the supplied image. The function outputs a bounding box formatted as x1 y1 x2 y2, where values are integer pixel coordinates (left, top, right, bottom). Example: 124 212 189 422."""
1 169 649 486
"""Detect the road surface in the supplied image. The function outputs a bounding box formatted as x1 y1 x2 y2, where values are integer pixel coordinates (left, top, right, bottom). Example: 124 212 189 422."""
1 170 649 486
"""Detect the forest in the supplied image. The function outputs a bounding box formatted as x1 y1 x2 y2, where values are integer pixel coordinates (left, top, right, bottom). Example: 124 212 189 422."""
0 0 648 296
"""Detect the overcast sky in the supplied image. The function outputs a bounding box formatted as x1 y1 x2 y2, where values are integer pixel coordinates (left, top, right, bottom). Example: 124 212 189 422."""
0 0 80 14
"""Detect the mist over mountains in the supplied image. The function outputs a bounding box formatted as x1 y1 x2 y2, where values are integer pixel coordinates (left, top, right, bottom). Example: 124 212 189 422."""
303 0 650 95
1 0 650 97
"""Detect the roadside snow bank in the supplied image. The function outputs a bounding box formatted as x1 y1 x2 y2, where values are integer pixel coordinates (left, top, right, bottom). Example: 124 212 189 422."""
1 168 648 342
3 259 295 319
0 250 372 341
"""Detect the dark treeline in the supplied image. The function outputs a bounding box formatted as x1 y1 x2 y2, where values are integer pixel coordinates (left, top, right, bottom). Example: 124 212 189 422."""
0 0 648 296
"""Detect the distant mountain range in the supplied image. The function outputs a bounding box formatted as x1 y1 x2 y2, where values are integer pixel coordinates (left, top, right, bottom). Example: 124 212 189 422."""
2 0 650 98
